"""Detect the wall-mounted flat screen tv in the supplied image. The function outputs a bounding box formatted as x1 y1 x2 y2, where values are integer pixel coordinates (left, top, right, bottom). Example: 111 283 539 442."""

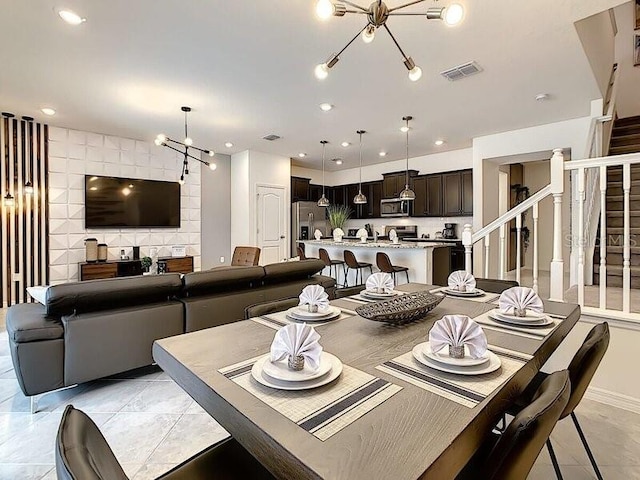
85 175 181 228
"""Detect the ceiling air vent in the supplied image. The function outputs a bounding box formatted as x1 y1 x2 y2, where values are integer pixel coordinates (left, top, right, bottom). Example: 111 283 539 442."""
262 134 281 141
440 61 483 81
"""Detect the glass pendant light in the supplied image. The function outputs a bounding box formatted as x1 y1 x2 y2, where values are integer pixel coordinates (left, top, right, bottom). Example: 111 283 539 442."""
24 116 34 194
354 130 367 204
318 140 330 207
3 192 14 206
399 116 416 201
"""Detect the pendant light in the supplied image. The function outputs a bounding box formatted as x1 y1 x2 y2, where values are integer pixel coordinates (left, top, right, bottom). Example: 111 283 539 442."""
353 130 367 204
399 116 416 201
318 140 330 207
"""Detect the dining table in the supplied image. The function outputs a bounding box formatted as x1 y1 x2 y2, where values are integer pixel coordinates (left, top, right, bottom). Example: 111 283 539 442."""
152 283 581 480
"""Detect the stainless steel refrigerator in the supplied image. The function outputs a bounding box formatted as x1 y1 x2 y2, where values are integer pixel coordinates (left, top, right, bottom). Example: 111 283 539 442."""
291 202 329 254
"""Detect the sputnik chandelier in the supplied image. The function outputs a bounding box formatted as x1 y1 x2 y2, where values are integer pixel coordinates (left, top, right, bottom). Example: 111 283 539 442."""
155 107 216 185
314 0 464 81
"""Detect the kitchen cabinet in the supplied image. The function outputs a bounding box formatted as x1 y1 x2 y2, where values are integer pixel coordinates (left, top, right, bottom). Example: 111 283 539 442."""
291 177 310 202
382 171 418 199
410 174 443 217
309 184 323 202
410 176 427 216
329 185 345 206
443 170 473 216
461 170 473 215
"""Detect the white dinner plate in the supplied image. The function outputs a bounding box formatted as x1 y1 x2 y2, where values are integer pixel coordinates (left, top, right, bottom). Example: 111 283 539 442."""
360 290 397 299
493 309 546 321
442 288 486 298
261 351 334 382
285 306 341 322
251 353 343 390
422 343 489 367
489 310 554 327
412 343 501 376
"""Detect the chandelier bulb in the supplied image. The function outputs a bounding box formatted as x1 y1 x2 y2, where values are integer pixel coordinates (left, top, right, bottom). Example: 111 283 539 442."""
208 150 215 157
209 162 217 171
3 193 14 206
443 4 464 26
24 182 34 195
408 65 423 82
315 0 335 20
362 25 375 44
314 63 329 80
179 178 185 186
184 137 193 146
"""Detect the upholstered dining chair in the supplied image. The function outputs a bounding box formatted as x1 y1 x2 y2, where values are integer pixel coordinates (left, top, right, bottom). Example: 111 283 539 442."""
474 278 519 294
244 297 299 319
376 252 409 285
231 246 261 266
508 322 610 480
457 370 571 480
56 405 274 480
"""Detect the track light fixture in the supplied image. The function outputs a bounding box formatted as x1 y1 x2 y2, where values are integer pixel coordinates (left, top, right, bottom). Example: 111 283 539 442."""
314 1 464 81
155 107 216 185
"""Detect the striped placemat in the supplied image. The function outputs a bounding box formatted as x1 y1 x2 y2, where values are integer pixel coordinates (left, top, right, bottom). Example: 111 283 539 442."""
429 287 501 304
473 311 560 340
376 345 531 408
252 309 356 330
219 355 402 441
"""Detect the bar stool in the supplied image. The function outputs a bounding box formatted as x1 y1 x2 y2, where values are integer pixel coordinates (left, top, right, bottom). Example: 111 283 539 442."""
344 250 373 287
376 252 409 285
318 248 346 286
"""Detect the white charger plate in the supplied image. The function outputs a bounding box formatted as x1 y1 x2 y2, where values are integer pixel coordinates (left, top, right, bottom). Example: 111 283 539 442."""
489 309 554 327
442 288 486 298
262 351 333 382
361 290 397 299
422 343 489 367
286 306 341 322
494 309 546 321
412 343 501 376
251 353 343 390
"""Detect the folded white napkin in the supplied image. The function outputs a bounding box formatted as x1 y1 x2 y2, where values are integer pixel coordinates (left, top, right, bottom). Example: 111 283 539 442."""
270 323 323 370
356 228 368 241
314 229 322 240
388 229 398 242
366 272 394 293
298 285 329 310
499 287 544 315
447 270 476 291
429 315 488 359
333 228 345 242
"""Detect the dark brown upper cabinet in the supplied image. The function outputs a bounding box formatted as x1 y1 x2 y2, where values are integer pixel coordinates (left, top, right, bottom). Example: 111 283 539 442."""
443 170 473 216
382 171 418 199
291 177 310 202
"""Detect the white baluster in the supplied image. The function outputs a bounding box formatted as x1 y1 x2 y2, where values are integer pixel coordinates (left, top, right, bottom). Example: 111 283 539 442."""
533 202 539 294
462 224 473 274
499 224 506 280
516 213 522 285
484 234 490 279
623 163 631 312
577 167 585 307
599 165 607 309
550 148 565 301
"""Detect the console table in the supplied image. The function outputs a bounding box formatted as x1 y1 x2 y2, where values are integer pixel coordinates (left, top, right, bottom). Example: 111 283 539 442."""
79 256 194 281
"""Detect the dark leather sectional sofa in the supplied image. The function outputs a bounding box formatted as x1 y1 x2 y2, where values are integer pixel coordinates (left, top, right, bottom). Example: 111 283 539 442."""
6 259 334 400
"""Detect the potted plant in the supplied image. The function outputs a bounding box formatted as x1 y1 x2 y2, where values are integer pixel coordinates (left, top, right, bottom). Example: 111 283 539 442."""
141 256 152 273
327 204 352 232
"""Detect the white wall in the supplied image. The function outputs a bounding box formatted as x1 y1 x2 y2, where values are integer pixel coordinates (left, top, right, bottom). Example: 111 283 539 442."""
201 153 231 269
47 127 202 284
575 8 617 97
230 151 250 248
614 1 640 118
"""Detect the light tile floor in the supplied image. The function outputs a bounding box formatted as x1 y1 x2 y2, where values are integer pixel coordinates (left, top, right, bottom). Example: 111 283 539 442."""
1 309 639 479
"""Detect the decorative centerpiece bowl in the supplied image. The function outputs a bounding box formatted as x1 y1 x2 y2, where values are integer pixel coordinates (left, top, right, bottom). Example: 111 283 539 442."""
356 291 443 325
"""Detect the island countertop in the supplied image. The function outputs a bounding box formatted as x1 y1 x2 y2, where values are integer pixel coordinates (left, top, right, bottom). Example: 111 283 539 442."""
300 239 451 250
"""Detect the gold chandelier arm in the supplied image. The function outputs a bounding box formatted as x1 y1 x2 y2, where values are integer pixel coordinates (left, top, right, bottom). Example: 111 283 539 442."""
382 23 410 61
388 0 427 12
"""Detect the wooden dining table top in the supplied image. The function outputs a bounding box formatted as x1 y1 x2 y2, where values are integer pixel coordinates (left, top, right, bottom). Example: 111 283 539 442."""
152 283 581 480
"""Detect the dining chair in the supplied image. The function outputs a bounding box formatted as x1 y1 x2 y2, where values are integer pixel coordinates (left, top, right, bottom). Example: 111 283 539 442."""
376 252 409 285
335 285 366 298
244 297 299 319
507 322 610 480
231 246 261 266
56 405 274 480
297 245 307 260
318 248 346 286
457 370 571 480
343 250 373 287
474 278 519 294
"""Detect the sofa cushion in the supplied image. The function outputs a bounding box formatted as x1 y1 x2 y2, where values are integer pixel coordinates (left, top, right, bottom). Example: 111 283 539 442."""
7 303 64 343
262 259 325 283
182 266 265 296
46 274 183 316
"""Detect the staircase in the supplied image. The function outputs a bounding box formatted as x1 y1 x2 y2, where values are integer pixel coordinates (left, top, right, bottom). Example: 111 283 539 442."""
594 116 640 287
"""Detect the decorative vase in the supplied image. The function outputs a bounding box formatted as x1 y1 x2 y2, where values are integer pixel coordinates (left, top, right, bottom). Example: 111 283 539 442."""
97 244 108 262
85 238 98 263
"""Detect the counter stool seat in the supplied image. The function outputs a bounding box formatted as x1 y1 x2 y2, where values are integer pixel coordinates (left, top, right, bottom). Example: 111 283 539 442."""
318 248 346 287
344 250 373 287
376 252 409 285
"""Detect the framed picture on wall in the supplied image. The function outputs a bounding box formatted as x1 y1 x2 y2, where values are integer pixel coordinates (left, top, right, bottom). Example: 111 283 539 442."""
635 34 640 67
636 0 640 30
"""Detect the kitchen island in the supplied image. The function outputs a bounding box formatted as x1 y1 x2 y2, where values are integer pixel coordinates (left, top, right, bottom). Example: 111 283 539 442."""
301 239 452 286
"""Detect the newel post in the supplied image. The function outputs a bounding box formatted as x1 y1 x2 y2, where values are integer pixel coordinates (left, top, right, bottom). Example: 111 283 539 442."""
462 224 473 274
549 148 565 301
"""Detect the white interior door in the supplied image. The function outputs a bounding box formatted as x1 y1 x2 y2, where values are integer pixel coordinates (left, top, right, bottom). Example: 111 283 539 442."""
257 185 286 264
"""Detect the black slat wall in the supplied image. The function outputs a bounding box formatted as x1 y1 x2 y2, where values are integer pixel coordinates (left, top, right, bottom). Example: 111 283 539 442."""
1 116 49 307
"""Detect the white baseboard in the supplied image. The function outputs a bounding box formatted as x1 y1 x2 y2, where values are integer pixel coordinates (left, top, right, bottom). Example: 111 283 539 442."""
585 386 640 415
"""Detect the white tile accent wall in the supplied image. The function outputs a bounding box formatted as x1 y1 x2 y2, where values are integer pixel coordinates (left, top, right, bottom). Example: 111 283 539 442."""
48 127 201 284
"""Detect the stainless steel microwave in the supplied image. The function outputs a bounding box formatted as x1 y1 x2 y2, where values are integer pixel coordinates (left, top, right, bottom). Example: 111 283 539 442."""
380 198 411 217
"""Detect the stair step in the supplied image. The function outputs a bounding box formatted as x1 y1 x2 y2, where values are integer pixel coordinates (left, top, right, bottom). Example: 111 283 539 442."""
611 133 640 147
593 264 640 276
612 125 640 137
606 194 640 201
606 183 640 196
614 115 640 127
609 145 640 155
595 245 640 253
604 227 640 236
594 253 640 267
593 273 640 288
606 200 640 211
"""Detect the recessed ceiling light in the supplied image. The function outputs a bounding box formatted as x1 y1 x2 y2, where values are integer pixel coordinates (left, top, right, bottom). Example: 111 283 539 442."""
341 142 350 147
298 153 307 158
434 140 445 146
332 158 343 165
319 103 334 112
379 151 387 157
535 93 550 101
41 107 56 116
225 142 233 148
57 9 86 25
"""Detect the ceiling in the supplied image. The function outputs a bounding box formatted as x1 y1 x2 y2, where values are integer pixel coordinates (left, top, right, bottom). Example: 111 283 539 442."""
0 1 616 171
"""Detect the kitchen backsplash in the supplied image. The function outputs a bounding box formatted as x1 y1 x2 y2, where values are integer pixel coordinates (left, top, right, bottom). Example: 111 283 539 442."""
343 216 473 239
